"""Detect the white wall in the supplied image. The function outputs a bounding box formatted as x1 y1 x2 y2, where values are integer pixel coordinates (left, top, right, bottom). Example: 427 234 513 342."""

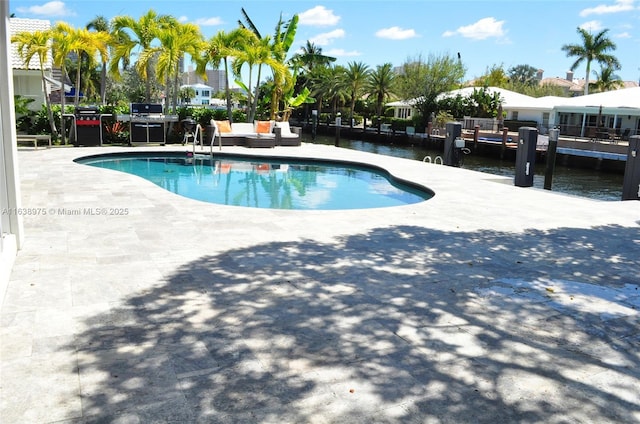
1 0 24 291
13 69 45 110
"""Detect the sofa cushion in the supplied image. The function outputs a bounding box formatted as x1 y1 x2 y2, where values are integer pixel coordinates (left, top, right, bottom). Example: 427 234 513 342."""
215 120 231 133
255 120 273 134
231 122 255 135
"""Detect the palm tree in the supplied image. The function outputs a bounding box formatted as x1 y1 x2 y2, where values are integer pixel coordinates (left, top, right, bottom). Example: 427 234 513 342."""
291 41 335 72
589 66 624 93
344 61 370 128
110 9 174 102
51 22 78 144
86 16 111 104
561 27 620 95
238 8 300 121
199 28 250 122
232 33 286 122
325 65 349 116
72 28 109 106
141 20 203 113
11 29 58 137
366 63 395 121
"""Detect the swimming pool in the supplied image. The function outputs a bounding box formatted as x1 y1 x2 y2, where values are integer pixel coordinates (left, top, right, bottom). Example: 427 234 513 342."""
76 152 433 210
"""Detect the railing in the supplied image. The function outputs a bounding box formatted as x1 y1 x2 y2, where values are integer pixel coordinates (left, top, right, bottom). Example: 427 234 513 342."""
558 124 637 141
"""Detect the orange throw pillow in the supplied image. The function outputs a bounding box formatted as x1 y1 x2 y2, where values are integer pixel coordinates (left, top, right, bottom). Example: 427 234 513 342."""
256 121 272 134
216 120 231 133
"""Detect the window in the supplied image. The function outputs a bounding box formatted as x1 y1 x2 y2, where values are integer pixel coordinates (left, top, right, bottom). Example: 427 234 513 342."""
512 111 519 120
202 90 210 97
542 112 549 128
201 100 209 105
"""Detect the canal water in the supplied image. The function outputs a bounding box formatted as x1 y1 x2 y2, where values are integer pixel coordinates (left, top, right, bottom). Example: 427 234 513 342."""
310 136 624 201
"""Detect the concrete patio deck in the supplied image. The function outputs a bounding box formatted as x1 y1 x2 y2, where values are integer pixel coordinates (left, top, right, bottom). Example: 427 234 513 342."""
2 143 639 423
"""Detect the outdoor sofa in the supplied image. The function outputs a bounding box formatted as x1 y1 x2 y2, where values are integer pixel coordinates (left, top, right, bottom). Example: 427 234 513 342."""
209 119 301 148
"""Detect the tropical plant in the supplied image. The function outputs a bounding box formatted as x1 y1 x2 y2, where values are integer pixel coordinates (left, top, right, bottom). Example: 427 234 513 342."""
199 28 251 122
110 9 175 102
11 28 58 137
50 22 77 144
561 27 620 95
344 61 370 128
232 33 286 122
140 20 203 113
366 63 396 120
589 66 624 93
237 8 299 121
86 15 111 104
291 41 335 72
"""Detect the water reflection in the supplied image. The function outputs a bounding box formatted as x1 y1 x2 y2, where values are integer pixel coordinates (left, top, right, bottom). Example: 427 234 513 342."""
312 137 624 201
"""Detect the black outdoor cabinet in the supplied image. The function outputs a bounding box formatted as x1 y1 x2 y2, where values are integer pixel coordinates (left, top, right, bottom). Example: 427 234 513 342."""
514 127 538 187
130 120 164 143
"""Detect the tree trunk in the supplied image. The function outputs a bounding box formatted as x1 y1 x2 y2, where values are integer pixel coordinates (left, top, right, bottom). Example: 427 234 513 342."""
223 58 233 123
40 68 58 137
60 66 67 145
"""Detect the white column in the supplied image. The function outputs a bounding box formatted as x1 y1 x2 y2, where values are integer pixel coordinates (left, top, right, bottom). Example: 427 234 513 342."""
1 0 25 258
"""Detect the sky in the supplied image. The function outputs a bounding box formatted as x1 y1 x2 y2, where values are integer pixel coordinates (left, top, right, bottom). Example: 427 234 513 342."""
8 0 640 85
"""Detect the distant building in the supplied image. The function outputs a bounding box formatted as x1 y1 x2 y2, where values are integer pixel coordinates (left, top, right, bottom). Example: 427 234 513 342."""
538 70 638 96
182 68 226 94
180 83 214 106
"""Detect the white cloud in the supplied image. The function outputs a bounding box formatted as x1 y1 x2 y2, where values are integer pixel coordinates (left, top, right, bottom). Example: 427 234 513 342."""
325 48 361 57
375 26 418 40
309 29 346 46
615 31 632 38
178 16 189 23
16 1 75 17
580 0 635 16
194 17 223 26
442 17 506 40
299 6 341 26
579 20 604 32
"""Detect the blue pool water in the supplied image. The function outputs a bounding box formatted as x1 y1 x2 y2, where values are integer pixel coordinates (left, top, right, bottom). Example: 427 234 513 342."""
76 153 433 210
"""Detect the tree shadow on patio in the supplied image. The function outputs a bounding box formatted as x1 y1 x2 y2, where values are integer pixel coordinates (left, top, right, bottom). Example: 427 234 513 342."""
70 223 639 423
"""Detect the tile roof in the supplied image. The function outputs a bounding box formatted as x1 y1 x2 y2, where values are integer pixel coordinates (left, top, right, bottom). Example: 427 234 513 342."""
9 18 52 70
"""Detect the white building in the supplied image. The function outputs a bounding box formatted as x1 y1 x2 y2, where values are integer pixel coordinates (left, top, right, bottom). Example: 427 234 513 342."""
388 86 640 138
9 17 53 111
180 83 214 106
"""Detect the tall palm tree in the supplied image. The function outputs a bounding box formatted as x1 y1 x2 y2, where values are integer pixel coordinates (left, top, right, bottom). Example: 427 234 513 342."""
199 28 250 122
51 22 79 144
72 28 109 106
86 16 111 104
561 27 620 95
267 13 299 120
366 63 395 120
324 65 349 116
110 9 174 102
589 66 624 93
291 41 335 72
11 29 58 137
238 9 300 120
344 61 370 128
232 33 286 122
141 20 203 113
